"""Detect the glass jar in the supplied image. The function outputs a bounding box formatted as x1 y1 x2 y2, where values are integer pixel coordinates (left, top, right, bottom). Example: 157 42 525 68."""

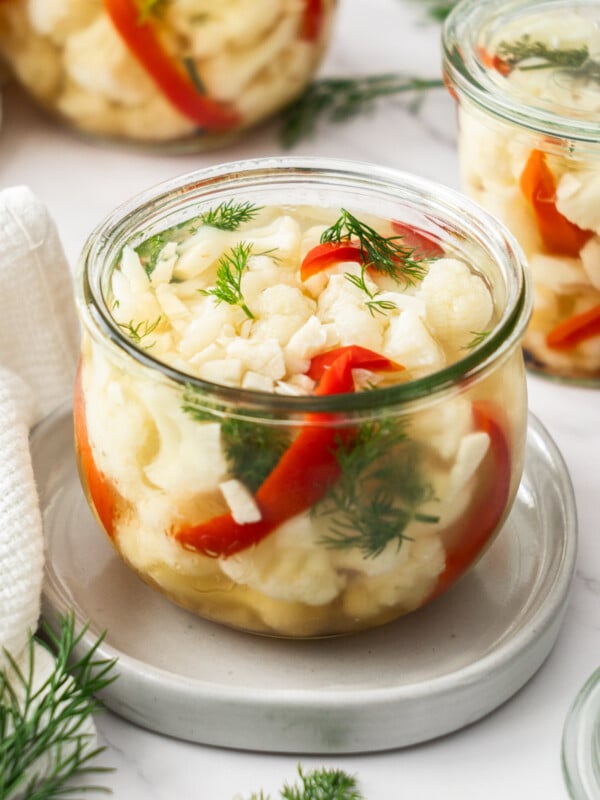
562 667 600 799
74 157 531 638
0 0 335 150
443 0 600 385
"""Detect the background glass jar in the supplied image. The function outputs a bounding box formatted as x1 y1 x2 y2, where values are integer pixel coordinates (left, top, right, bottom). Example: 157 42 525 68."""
562 667 600 800
443 0 600 385
0 0 336 150
75 157 531 638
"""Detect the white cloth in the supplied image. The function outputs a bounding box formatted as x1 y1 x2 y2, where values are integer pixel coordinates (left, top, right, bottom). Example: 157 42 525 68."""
0 185 79 667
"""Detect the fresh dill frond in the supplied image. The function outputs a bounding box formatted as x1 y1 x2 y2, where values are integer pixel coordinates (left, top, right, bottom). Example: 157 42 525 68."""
321 209 430 285
497 35 591 72
0 613 117 799
281 765 363 800
197 200 263 231
133 201 262 276
182 389 291 492
220 418 291 492
182 57 206 94
344 271 398 317
316 419 438 559
119 316 162 349
407 0 458 23
201 241 255 318
463 329 491 350
280 74 444 147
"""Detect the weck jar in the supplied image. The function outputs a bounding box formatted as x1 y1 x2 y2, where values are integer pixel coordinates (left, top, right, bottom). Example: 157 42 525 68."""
74 157 531 638
0 0 336 150
443 0 600 385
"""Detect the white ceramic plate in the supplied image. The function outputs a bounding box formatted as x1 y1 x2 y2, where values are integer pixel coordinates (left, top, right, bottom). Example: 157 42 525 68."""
33 405 577 754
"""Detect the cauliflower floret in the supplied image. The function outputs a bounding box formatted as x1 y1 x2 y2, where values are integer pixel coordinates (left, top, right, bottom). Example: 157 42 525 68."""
226 337 286 380
219 513 346 606
142 384 228 496
529 253 590 293
556 170 600 235
342 535 445 618
383 309 445 376
201 13 298 102
284 315 329 374
580 237 600 290
28 0 99 44
419 258 493 348
165 0 283 57
317 273 384 352
63 16 155 105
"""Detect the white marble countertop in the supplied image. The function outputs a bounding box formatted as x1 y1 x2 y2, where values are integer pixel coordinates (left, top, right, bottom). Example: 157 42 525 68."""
1 1 598 798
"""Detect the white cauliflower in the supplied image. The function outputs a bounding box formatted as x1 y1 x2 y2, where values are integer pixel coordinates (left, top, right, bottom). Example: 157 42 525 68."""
219 513 346 606
419 258 493 348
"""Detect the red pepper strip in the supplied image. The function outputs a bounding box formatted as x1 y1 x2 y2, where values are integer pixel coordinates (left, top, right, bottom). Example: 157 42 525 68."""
430 400 512 598
300 241 364 281
175 349 368 558
546 303 600 351
302 0 324 40
390 221 444 259
73 364 118 538
103 0 240 131
520 149 593 257
307 344 403 381
477 46 512 76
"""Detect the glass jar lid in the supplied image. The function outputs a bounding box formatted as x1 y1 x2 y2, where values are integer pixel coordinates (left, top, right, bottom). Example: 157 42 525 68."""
443 0 600 144
562 667 600 799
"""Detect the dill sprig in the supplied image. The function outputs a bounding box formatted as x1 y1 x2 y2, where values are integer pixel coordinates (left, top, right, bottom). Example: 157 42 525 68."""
0 613 117 799
463 329 491 350
201 241 255 319
321 209 430 285
316 419 438 559
182 389 291 492
409 0 458 23
247 765 363 800
280 74 444 147
134 201 262 275
497 35 591 72
344 271 398 317
118 316 162 348
197 200 263 231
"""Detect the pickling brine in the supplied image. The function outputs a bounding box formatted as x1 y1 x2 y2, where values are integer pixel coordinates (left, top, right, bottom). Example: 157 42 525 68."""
444 0 600 384
74 159 531 637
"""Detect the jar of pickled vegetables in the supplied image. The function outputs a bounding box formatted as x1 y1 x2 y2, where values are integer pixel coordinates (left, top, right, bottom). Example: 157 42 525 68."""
74 157 531 638
0 0 335 149
443 0 600 385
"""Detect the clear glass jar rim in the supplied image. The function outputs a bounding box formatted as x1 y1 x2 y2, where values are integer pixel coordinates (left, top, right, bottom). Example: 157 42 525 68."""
77 156 531 415
443 0 600 145
562 667 600 799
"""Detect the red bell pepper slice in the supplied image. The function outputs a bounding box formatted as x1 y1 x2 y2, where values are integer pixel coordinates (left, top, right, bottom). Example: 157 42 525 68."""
73 364 118 538
307 344 404 381
520 149 593 257
431 400 512 598
174 347 400 558
477 46 512 76
545 303 600 351
103 0 240 131
301 0 324 41
390 221 444 259
300 241 364 281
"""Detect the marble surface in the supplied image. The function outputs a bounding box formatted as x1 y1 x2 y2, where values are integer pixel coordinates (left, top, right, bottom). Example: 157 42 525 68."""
0 1 598 797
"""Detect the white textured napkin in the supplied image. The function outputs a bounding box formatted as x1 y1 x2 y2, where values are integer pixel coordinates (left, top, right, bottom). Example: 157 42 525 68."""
0 185 80 672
